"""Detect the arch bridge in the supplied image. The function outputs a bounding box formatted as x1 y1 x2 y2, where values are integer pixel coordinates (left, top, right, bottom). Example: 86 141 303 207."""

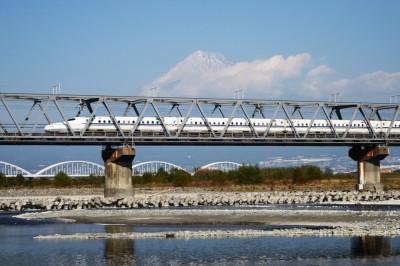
0 161 33 178
199 161 243 172
132 161 186 176
0 161 244 178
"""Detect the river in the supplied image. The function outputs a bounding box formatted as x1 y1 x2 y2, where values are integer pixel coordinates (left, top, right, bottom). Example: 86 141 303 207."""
1 206 400 265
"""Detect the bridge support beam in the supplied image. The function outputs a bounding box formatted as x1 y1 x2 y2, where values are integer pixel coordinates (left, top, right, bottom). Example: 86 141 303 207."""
102 145 136 198
349 145 389 192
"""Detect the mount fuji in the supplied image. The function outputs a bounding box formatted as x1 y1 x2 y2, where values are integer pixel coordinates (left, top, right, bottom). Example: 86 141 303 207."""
143 50 233 97
142 50 337 99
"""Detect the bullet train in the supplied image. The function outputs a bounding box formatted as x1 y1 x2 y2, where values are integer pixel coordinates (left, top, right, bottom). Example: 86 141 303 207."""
44 116 400 134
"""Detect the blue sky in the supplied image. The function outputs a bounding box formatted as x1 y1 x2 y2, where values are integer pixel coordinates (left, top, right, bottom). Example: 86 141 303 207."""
1 1 399 101
1 1 400 169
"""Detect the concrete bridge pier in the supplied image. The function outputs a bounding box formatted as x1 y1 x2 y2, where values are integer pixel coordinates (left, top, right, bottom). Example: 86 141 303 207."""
349 145 389 192
102 145 136 198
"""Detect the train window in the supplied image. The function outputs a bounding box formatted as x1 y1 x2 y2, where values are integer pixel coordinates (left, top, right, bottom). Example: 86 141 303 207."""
133 121 135 124
222 122 225 125
118 120 120 123
103 120 106 123
86 119 89 122
200 121 203 124
195 122 198 124
108 120 111 123
240 122 242 125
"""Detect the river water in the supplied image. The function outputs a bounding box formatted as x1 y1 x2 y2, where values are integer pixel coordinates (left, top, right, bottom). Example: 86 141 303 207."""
1 206 400 265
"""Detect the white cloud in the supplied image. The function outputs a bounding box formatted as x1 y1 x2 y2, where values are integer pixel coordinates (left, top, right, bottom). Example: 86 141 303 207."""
305 71 400 101
144 51 400 102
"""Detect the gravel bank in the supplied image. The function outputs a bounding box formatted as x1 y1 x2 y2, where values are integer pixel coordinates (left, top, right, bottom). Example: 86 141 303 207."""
21 208 400 238
2 190 400 211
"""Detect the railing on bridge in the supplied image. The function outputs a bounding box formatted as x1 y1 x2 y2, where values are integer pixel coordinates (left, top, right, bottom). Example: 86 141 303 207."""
1 92 400 146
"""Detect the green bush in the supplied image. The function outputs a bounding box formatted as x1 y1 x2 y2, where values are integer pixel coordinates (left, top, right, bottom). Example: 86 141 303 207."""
291 165 323 183
0 173 27 187
74 174 104 186
193 169 227 185
323 167 334 178
155 168 169 183
168 168 193 187
32 177 52 186
53 171 73 187
232 165 264 185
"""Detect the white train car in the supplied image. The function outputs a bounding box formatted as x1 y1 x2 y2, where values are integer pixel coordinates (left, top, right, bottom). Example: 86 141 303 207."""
44 116 400 135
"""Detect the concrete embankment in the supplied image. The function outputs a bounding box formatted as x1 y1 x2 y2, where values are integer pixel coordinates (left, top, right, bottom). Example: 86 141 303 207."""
2 190 400 211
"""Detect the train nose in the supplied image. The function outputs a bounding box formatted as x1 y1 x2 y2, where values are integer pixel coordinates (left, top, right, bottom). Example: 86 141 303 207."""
44 124 54 132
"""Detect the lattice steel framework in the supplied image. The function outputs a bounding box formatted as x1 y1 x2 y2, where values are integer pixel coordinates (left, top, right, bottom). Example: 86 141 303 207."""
1 93 400 146
200 161 242 172
132 161 187 176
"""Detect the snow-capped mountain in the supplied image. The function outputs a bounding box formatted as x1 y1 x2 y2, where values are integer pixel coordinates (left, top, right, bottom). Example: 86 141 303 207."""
144 50 232 95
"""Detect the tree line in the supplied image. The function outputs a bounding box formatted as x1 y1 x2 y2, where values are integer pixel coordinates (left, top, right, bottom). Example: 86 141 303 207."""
0 165 356 188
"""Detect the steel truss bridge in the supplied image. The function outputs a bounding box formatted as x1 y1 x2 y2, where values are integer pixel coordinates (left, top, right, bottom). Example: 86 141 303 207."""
1 93 400 146
0 161 242 178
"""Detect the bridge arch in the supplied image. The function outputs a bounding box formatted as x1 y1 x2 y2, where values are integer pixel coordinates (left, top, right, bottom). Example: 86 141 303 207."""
0 161 33 177
199 161 243 172
132 161 187 176
34 161 105 178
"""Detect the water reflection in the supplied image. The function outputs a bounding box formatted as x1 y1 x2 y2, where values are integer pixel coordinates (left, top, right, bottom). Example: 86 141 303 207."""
351 236 392 257
104 225 135 265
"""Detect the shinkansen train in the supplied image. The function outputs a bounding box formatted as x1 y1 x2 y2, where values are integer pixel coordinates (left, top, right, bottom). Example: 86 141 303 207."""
43 116 400 134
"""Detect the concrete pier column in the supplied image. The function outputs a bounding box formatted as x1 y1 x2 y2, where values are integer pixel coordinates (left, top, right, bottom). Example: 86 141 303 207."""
349 145 389 192
102 145 136 198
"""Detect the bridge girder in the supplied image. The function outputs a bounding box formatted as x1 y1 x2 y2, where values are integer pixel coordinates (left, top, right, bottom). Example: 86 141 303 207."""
1 93 400 146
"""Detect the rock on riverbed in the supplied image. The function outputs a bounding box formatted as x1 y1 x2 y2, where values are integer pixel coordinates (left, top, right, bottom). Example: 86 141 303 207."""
2 190 400 211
